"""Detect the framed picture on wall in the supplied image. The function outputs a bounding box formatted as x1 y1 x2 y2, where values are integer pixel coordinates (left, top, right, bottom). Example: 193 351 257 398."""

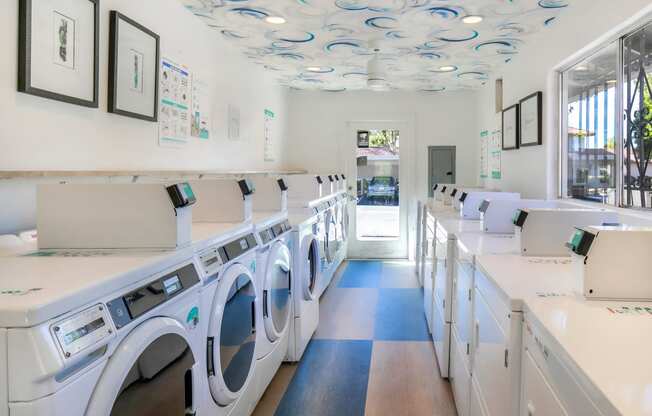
108 11 160 121
502 104 520 151
17 0 99 107
519 91 543 146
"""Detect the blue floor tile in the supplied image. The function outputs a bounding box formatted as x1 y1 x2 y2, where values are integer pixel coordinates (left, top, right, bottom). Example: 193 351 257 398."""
374 289 430 341
275 340 372 416
337 261 382 288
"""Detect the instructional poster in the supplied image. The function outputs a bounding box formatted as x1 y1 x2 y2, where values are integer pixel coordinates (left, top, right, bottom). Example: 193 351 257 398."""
264 109 275 161
191 77 210 140
480 130 489 179
490 129 502 179
159 58 191 147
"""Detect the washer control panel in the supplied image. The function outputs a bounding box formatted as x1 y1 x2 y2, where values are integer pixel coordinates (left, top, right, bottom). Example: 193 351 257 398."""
51 304 113 359
199 246 224 277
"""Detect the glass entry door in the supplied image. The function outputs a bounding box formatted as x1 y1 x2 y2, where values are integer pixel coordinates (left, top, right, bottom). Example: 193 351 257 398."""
346 121 411 259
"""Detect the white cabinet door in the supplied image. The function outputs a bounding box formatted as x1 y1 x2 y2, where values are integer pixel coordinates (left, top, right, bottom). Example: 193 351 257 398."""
451 327 471 416
453 257 474 369
470 376 489 416
521 350 568 416
472 287 511 416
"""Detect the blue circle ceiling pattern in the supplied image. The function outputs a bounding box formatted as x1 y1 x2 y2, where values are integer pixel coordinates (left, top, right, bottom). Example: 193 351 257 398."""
180 0 572 91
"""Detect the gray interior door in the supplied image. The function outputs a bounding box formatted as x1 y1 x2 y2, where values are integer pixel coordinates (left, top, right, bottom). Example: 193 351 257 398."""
428 147 456 197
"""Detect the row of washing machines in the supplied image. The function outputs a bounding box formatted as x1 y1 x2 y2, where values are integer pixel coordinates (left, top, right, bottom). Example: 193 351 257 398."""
0 173 349 416
415 184 652 416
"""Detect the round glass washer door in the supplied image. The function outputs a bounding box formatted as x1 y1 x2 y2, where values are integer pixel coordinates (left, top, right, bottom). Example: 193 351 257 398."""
85 318 197 416
263 241 292 342
302 235 319 301
326 211 338 263
207 263 257 406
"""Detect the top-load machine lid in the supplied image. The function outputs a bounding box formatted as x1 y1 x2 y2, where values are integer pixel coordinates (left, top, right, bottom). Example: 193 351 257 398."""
514 208 619 257
480 199 558 234
567 226 652 300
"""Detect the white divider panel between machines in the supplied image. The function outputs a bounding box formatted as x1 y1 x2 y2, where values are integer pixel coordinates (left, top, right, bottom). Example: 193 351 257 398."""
37 183 195 249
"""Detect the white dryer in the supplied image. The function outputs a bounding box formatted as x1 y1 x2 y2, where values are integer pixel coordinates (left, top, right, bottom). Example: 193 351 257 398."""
0 248 204 416
252 212 293 402
192 224 261 416
285 207 321 362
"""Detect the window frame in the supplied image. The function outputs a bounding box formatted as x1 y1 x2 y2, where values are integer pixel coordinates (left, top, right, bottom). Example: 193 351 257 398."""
558 27 650 209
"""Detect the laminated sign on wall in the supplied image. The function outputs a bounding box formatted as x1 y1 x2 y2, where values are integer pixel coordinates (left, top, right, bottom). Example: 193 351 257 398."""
264 109 275 161
480 130 489 179
490 129 502 179
191 77 210 140
159 58 191 147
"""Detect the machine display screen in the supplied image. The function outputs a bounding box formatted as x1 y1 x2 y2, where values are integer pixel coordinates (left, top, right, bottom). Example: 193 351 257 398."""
441 186 447 193
451 189 457 197
478 200 490 213
163 276 182 295
63 318 105 346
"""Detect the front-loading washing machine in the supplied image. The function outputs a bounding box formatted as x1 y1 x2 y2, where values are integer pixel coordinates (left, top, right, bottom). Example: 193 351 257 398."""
285 207 321 362
251 211 292 402
0 247 204 416
192 223 261 416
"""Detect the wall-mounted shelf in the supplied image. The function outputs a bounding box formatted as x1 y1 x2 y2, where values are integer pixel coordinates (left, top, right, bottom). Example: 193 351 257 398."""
0 169 308 182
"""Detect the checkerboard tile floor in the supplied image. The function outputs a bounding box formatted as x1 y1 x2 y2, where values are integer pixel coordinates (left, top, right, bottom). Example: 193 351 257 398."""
252 260 457 416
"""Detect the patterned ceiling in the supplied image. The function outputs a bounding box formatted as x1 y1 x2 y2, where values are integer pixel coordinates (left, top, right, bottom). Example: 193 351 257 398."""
180 0 571 92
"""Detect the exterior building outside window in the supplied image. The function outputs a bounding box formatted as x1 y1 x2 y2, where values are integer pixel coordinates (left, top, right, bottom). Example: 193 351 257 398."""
562 21 652 210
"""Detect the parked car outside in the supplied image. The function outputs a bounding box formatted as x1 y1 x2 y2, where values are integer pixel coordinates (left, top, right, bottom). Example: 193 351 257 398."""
367 176 397 201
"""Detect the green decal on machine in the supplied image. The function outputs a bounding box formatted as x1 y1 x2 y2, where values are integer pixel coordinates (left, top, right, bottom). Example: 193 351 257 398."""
182 183 196 200
186 306 199 329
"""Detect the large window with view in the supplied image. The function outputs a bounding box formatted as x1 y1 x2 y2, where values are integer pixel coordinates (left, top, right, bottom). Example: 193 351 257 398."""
562 21 652 209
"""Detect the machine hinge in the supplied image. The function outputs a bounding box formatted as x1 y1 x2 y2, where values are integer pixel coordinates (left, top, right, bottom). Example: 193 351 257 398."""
504 349 509 368
443 299 446 309
468 289 472 301
466 343 470 355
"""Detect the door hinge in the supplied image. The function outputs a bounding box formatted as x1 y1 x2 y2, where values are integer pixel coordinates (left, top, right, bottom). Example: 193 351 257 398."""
443 299 446 309
504 349 509 368
466 343 470 355
468 289 472 301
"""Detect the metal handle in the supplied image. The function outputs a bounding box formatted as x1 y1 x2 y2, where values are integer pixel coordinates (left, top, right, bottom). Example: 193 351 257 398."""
474 321 480 350
446 171 453 176
263 290 269 318
251 301 256 334
527 401 536 416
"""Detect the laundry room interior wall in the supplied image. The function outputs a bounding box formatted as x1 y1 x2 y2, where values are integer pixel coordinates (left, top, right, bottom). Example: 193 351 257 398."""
0 0 290 234
0 0 289 171
476 0 652 199
286 90 480 199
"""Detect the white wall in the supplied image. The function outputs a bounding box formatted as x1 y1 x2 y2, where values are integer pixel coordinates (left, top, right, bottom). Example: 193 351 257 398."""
287 89 479 259
287 90 480 198
0 0 288 171
477 0 652 199
0 0 290 234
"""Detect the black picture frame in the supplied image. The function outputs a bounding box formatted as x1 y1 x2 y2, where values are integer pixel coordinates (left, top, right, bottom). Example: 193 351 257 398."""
108 11 160 121
17 0 100 108
502 104 520 151
519 91 543 147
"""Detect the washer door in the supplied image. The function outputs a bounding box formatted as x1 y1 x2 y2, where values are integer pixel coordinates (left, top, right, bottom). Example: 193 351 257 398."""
263 241 292 342
326 211 338 263
302 234 320 301
207 263 257 406
86 317 197 416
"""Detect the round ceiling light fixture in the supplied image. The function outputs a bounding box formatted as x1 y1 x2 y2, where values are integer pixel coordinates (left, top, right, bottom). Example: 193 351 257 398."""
462 15 484 24
436 65 457 73
264 16 287 24
305 66 333 73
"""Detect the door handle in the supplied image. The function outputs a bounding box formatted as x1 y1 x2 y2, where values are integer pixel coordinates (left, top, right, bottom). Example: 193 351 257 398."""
446 171 453 176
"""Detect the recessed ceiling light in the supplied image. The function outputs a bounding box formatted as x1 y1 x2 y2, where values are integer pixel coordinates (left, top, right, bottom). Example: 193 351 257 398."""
575 65 589 71
437 65 457 72
264 16 286 24
462 15 483 24
306 66 322 72
606 79 617 84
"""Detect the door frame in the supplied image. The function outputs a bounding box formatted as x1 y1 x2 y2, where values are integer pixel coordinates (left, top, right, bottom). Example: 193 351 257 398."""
344 119 415 260
428 146 456 197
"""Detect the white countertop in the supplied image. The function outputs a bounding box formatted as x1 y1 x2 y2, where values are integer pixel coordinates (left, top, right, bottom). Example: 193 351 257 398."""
0 248 192 328
525 295 652 416
475 254 579 312
252 210 287 228
192 222 254 253
456 232 520 257
437 217 483 239
288 207 319 226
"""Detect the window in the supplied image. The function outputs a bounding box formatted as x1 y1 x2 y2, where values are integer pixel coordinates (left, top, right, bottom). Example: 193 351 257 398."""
562 21 652 209
562 42 618 205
